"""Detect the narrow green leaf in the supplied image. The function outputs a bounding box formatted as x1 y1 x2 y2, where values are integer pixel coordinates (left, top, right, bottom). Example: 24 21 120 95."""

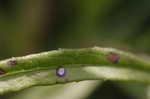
0 47 150 94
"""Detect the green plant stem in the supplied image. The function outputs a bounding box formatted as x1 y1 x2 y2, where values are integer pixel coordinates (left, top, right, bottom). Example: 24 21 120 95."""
0 47 150 94
0 47 150 73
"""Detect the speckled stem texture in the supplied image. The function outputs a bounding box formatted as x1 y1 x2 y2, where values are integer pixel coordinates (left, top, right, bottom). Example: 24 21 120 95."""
0 47 150 94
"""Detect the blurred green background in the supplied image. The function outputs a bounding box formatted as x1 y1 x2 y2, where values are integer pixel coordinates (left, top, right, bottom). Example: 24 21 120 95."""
0 0 150 99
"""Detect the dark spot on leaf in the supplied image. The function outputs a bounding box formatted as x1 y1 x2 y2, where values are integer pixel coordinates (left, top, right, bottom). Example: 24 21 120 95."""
7 60 17 66
107 52 120 63
0 69 6 75
56 66 66 77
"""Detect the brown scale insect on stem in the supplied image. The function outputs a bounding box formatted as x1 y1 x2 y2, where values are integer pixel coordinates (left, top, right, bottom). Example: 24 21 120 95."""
107 52 120 63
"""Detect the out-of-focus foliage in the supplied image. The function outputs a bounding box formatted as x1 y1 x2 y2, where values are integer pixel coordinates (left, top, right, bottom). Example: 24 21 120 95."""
0 0 150 99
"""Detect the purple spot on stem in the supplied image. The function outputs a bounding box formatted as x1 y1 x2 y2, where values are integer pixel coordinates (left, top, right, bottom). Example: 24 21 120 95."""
7 60 17 66
0 69 6 75
56 66 66 77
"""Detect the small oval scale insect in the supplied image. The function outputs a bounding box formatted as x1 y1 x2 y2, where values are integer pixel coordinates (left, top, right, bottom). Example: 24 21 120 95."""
107 52 120 63
0 69 6 75
56 66 66 77
7 60 17 66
